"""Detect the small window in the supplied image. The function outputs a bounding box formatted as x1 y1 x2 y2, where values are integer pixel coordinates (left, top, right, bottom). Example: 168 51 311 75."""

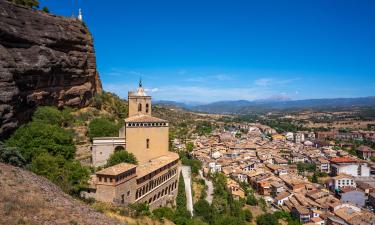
138 103 142 112
127 190 131 196
146 139 150 149
146 103 149 113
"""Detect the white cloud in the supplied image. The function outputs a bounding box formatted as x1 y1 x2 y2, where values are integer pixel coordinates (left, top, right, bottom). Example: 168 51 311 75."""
254 77 300 87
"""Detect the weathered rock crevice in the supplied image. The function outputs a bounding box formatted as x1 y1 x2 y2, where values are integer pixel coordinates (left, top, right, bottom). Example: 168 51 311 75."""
0 0 102 138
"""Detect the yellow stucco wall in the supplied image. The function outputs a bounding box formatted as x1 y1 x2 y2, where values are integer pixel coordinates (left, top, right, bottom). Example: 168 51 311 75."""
125 126 169 163
128 96 152 117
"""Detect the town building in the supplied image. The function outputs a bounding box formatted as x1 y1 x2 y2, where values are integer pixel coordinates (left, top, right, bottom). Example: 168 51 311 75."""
356 145 375 160
330 157 370 177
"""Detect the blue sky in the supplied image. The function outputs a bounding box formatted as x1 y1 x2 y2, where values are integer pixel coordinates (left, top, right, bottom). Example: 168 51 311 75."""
40 0 375 103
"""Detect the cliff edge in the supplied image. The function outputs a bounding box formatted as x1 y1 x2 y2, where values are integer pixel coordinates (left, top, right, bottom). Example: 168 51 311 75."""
0 0 102 138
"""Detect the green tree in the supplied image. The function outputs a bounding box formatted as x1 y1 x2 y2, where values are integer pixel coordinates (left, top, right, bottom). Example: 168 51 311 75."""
242 209 253 222
0 142 26 167
194 199 211 222
152 207 175 221
256 213 280 225
175 172 191 219
105 150 137 167
6 122 75 163
29 153 89 195
7 0 39 8
258 197 267 212
246 192 258 206
186 142 194 152
32 106 74 127
129 202 150 217
88 118 119 139
41 6 49 12
311 173 318 183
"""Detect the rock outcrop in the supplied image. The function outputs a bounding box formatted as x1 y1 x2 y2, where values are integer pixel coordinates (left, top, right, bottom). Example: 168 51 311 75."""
0 0 102 138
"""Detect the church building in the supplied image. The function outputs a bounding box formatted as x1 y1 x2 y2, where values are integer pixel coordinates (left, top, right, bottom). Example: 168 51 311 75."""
86 81 180 209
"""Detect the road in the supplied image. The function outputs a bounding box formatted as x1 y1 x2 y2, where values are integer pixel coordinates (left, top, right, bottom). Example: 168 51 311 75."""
181 166 194 216
199 170 213 204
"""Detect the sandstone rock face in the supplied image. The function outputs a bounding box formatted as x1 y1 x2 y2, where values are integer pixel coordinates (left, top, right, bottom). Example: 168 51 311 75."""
0 0 102 138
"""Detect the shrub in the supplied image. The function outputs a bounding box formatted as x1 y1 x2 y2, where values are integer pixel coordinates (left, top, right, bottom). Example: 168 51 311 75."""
0 142 26 167
32 106 74 127
129 202 150 217
246 192 258 206
4 201 15 215
105 150 137 167
6 122 75 163
153 207 175 221
242 209 253 222
194 199 211 221
256 213 280 225
88 118 120 139
7 0 39 8
29 153 89 195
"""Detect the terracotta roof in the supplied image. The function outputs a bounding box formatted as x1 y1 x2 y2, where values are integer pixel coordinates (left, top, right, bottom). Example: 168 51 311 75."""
136 152 179 178
330 157 357 164
125 115 167 123
96 163 137 176
357 145 375 152
275 191 291 200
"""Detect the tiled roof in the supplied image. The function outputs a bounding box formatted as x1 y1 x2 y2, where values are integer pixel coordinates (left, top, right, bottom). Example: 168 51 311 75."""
96 163 137 176
136 152 179 178
125 115 167 123
330 157 357 164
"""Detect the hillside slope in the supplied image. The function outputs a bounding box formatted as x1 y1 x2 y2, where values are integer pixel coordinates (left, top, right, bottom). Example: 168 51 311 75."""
0 162 125 225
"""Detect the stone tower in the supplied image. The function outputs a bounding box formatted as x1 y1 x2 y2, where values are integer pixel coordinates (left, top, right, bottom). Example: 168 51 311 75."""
125 80 169 163
128 79 152 117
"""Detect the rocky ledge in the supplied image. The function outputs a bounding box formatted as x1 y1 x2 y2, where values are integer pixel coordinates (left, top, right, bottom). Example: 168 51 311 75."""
0 0 102 138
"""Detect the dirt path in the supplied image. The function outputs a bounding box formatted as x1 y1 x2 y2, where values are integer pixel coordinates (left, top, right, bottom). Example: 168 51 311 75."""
181 166 194 216
199 170 213 204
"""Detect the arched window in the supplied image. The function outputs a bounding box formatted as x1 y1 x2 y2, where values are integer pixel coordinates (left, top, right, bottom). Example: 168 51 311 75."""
146 139 150 149
114 146 125 152
138 103 142 112
146 103 149 113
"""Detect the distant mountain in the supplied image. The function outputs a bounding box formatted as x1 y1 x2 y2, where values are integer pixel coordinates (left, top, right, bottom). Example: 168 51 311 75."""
154 100 191 109
191 96 375 114
154 100 203 109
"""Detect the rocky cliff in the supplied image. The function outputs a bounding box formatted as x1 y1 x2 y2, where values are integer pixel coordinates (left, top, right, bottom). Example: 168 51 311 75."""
0 0 102 138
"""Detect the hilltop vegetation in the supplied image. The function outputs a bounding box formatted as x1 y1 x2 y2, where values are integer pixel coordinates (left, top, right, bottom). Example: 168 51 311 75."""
4 107 90 195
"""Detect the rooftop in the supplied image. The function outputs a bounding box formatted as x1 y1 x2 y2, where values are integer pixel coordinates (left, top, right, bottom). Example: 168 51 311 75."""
330 157 358 164
96 163 137 176
136 152 179 178
125 114 167 123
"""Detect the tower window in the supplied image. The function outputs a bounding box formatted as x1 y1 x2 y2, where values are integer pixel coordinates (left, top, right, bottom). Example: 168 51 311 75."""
138 103 142 112
146 139 150 149
146 103 149 113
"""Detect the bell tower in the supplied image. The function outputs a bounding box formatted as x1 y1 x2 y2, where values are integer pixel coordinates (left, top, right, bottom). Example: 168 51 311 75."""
125 80 169 163
128 79 152 117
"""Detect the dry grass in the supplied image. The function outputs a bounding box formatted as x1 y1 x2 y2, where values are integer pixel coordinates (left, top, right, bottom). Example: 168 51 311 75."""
0 163 125 225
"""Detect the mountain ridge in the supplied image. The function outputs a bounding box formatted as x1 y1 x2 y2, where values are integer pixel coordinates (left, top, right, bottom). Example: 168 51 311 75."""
156 96 375 114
